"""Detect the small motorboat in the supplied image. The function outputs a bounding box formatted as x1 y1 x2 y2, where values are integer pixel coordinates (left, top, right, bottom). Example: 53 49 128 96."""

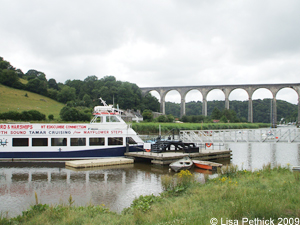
169 156 193 172
292 166 300 171
193 160 222 170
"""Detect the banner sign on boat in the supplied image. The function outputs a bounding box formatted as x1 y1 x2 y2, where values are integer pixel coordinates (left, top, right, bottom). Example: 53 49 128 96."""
0 124 87 130
0 124 123 135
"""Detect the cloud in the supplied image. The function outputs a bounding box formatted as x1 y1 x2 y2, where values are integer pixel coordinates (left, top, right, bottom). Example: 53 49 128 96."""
1 0 300 104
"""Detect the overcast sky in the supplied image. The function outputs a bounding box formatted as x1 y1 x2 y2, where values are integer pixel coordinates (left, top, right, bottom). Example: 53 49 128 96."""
1 0 300 104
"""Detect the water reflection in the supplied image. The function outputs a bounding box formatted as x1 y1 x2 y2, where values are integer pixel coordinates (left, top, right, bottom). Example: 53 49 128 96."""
229 143 300 170
1 142 300 218
0 162 164 218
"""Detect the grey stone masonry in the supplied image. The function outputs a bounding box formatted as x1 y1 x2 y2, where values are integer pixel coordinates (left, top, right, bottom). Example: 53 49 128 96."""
140 83 300 128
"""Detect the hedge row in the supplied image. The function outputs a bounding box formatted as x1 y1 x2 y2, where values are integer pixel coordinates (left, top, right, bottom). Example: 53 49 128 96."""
0 110 46 121
132 122 270 134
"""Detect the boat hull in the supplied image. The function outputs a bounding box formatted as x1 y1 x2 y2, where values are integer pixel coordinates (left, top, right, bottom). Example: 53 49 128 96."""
170 164 192 173
0 145 142 160
193 160 222 170
169 156 193 172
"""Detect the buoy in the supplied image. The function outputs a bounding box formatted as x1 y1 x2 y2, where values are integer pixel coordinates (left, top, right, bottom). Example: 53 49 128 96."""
145 149 151 152
205 143 212 147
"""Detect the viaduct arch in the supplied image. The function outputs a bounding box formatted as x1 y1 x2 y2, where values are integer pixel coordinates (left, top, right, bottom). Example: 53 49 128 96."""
140 83 300 127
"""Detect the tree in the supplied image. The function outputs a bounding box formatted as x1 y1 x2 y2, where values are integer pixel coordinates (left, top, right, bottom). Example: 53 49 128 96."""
16 69 24 78
167 114 175 122
37 73 47 81
220 115 228 123
142 109 153 122
47 88 58 100
65 79 84 95
222 108 238 123
0 57 15 70
48 78 59 90
83 94 92 107
57 86 76 103
25 78 48 96
165 102 180 118
156 115 167 122
25 69 45 81
211 107 222 120
26 110 46 121
60 106 91 121
0 69 21 88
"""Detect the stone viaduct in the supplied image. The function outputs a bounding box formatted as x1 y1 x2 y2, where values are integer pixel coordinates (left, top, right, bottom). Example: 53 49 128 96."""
140 83 300 127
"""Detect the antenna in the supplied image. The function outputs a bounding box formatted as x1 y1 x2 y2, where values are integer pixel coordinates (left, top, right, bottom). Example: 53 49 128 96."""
99 97 108 106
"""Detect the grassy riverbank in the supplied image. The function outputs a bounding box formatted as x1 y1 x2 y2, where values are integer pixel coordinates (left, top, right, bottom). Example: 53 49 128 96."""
132 122 270 135
1 164 299 225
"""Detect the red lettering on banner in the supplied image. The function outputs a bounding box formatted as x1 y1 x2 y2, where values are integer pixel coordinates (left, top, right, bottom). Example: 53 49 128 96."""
83 130 109 134
11 125 33 129
111 130 123 134
66 125 86 129
46 125 65 129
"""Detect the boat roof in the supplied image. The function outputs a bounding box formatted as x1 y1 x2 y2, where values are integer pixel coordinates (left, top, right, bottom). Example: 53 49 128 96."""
93 98 123 115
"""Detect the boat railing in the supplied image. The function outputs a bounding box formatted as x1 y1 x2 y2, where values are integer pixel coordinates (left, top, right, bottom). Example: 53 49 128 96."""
179 128 300 143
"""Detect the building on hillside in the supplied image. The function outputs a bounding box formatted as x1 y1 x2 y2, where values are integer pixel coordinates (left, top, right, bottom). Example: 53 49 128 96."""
152 112 164 119
121 109 143 122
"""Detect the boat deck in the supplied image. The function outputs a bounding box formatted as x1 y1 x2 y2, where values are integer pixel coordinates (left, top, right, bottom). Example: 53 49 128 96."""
125 149 232 165
65 157 134 168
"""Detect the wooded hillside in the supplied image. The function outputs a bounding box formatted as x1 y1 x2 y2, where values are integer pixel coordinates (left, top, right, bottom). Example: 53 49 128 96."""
166 99 298 123
0 56 297 123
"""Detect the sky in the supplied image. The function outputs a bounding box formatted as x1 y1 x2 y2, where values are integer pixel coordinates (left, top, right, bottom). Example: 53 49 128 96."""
1 0 300 104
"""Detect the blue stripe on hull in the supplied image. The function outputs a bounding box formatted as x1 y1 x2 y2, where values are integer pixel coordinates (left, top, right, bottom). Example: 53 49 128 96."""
0 145 142 159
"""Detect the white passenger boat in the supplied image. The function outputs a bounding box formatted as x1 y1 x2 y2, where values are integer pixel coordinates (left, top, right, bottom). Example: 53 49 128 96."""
0 98 143 160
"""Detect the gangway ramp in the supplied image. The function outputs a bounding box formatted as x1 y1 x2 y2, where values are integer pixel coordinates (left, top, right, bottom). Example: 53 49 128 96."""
179 128 300 143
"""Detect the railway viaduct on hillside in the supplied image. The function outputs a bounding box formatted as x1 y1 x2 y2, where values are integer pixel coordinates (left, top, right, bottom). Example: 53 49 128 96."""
140 83 300 127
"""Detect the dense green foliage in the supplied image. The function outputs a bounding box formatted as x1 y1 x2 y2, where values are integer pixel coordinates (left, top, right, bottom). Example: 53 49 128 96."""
0 57 160 121
59 106 92 122
166 99 298 123
132 122 269 134
0 110 46 121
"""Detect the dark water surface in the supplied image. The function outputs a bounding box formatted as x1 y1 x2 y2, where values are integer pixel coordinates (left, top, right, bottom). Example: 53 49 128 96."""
0 142 299 218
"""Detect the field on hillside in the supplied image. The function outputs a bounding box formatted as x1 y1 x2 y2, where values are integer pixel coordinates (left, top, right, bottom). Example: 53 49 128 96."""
0 84 64 120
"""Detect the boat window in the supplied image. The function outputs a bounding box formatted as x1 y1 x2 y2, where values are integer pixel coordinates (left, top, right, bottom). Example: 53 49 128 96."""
108 137 123 146
71 138 86 146
127 137 137 144
106 116 120 123
51 138 67 146
13 138 29 147
32 138 48 146
89 137 105 146
94 116 103 123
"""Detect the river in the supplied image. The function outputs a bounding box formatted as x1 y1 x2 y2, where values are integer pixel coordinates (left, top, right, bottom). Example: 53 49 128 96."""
0 140 299 218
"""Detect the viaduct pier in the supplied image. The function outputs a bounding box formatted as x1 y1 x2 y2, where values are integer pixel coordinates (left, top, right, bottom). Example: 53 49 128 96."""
140 83 300 127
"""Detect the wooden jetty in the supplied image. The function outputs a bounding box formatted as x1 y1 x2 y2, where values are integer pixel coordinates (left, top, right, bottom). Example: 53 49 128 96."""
125 149 232 165
65 157 134 168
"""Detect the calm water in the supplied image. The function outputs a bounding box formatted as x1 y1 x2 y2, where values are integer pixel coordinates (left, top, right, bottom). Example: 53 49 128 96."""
1 142 300 218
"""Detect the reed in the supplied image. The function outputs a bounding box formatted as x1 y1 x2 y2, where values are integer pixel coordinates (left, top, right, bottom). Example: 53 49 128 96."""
161 170 195 193
132 122 269 135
